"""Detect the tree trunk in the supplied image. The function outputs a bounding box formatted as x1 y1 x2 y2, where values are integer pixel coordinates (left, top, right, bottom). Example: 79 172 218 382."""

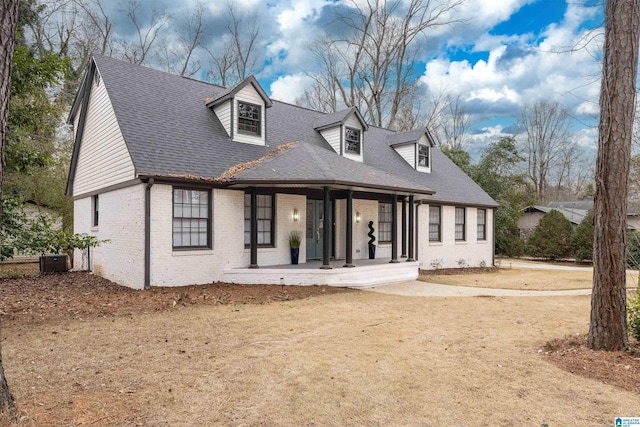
589 0 640 351
0 0 20 417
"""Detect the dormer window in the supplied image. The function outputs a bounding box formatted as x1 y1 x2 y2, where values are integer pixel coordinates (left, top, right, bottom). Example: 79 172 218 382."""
345 127 361 154
418 144 430 167
238 102 261 136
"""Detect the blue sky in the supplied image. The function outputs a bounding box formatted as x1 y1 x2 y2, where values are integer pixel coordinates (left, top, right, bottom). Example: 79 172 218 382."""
104 0 606 158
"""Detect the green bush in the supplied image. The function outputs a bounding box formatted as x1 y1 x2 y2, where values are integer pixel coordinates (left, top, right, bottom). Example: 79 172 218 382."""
627 232 640 269
495 206 524 257
628 288 640 342
570 210 593 262
525 209 573 260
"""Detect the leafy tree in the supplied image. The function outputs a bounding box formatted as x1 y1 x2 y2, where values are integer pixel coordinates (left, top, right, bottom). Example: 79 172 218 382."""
494 206 524 257
441 146 471 174
3 0 70 232
469 136 535 256
570 210 593 262
525 210 573 260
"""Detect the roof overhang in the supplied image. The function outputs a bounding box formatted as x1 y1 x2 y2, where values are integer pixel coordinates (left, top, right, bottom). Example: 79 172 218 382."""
138 174 435 197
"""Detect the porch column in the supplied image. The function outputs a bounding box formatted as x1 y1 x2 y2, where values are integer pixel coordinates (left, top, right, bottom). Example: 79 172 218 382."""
320 186 332 269
407 195 415 262
390 194 399 263
249 187 259 268
401 196 407 258
344 190 354 267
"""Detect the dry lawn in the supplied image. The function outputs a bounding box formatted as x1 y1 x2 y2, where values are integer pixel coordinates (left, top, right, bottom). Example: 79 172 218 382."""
421 267 640 291
4 290 639 426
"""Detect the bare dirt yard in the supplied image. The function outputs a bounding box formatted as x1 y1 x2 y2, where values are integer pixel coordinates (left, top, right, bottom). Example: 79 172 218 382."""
0 271 639 426
420 263 640 291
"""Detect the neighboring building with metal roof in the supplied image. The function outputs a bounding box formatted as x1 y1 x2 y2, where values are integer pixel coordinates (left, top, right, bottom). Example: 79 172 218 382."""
520 201 640 238
67 55 498 289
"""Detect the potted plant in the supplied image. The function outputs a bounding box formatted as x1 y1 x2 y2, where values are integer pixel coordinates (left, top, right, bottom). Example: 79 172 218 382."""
289 230 301 264
367 221 376 259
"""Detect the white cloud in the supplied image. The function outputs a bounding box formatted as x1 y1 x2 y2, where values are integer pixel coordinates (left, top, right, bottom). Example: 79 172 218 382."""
420 2 603 123
270 73 315 103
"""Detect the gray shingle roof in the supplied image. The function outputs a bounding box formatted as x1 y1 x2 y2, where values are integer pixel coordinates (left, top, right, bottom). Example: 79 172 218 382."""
78 55 497 206
313 106 369 131
205 75 273 108
387 128 426 147
233 142 434 194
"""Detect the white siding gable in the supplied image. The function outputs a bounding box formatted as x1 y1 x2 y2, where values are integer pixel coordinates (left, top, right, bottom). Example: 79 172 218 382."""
342 115 364 163
213 100 231 137
394 144 415 168
320 127 341 154
416 134 431 174
233 84 266 146
73 69 135 196
393 134 431 173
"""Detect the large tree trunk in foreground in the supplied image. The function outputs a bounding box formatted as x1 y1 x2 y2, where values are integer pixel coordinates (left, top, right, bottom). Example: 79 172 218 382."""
0 0 20 417
589 0 640 351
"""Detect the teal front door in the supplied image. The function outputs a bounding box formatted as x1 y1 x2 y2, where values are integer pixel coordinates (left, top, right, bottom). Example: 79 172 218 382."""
306 200 326 259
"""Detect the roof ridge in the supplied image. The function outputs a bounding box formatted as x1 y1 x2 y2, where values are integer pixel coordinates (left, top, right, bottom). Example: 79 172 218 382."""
217 142 300 181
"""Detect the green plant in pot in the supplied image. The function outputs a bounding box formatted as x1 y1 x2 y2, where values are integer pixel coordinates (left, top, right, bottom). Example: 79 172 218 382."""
289 230 301 264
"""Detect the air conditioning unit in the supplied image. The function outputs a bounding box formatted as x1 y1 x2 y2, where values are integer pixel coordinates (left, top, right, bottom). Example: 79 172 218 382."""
39 255 68 273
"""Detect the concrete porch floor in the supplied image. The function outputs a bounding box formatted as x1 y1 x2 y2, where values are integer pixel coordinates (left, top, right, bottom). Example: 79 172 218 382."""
222 258 419 288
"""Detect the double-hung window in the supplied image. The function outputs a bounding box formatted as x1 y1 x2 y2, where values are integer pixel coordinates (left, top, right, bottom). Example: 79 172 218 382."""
378 202 392 243
429 206 441 242
418 144 430 167
244 194 274 246
455 207 466 241
477 209 487 240
238 102 261 136
173 189 211 249
345 127 361 154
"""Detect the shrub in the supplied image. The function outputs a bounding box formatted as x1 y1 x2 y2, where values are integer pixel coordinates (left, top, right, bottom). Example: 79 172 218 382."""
628 288 640 342
570 210 593 262
627 232 640 269
525 209 573 260
495 207 524 257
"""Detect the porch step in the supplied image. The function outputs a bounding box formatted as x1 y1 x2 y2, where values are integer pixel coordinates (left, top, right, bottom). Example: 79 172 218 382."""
222 261 418 289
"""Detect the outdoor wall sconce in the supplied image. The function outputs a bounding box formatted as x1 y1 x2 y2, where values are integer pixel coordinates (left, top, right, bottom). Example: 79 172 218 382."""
355 212 361 223
293 208 299 222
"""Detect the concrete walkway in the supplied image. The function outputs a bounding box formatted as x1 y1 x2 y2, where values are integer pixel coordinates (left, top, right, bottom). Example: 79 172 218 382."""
366 281 593 297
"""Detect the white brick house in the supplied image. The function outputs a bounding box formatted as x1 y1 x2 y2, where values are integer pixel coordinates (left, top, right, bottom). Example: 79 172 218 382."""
67 56 498 289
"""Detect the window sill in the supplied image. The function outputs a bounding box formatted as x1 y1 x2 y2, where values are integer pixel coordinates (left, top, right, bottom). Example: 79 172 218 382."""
172 247 213 256
428 241 443 246
90 226 98 232
455 241 467 245
244 247 277 253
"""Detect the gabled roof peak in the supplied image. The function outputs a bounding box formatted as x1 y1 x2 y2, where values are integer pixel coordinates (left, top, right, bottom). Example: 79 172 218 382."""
313 106 369 131
205 75 273 108
387 128 435 147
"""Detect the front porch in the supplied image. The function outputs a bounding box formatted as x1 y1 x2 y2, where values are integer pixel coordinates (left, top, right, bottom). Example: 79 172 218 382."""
223 258 419 289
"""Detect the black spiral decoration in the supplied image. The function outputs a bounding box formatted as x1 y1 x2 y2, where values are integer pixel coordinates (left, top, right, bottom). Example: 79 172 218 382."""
367 221 376 245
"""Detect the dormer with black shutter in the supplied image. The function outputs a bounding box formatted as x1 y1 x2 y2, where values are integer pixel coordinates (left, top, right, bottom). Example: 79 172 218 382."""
313 107 368 163
206 75 273 146
387 128 435 173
